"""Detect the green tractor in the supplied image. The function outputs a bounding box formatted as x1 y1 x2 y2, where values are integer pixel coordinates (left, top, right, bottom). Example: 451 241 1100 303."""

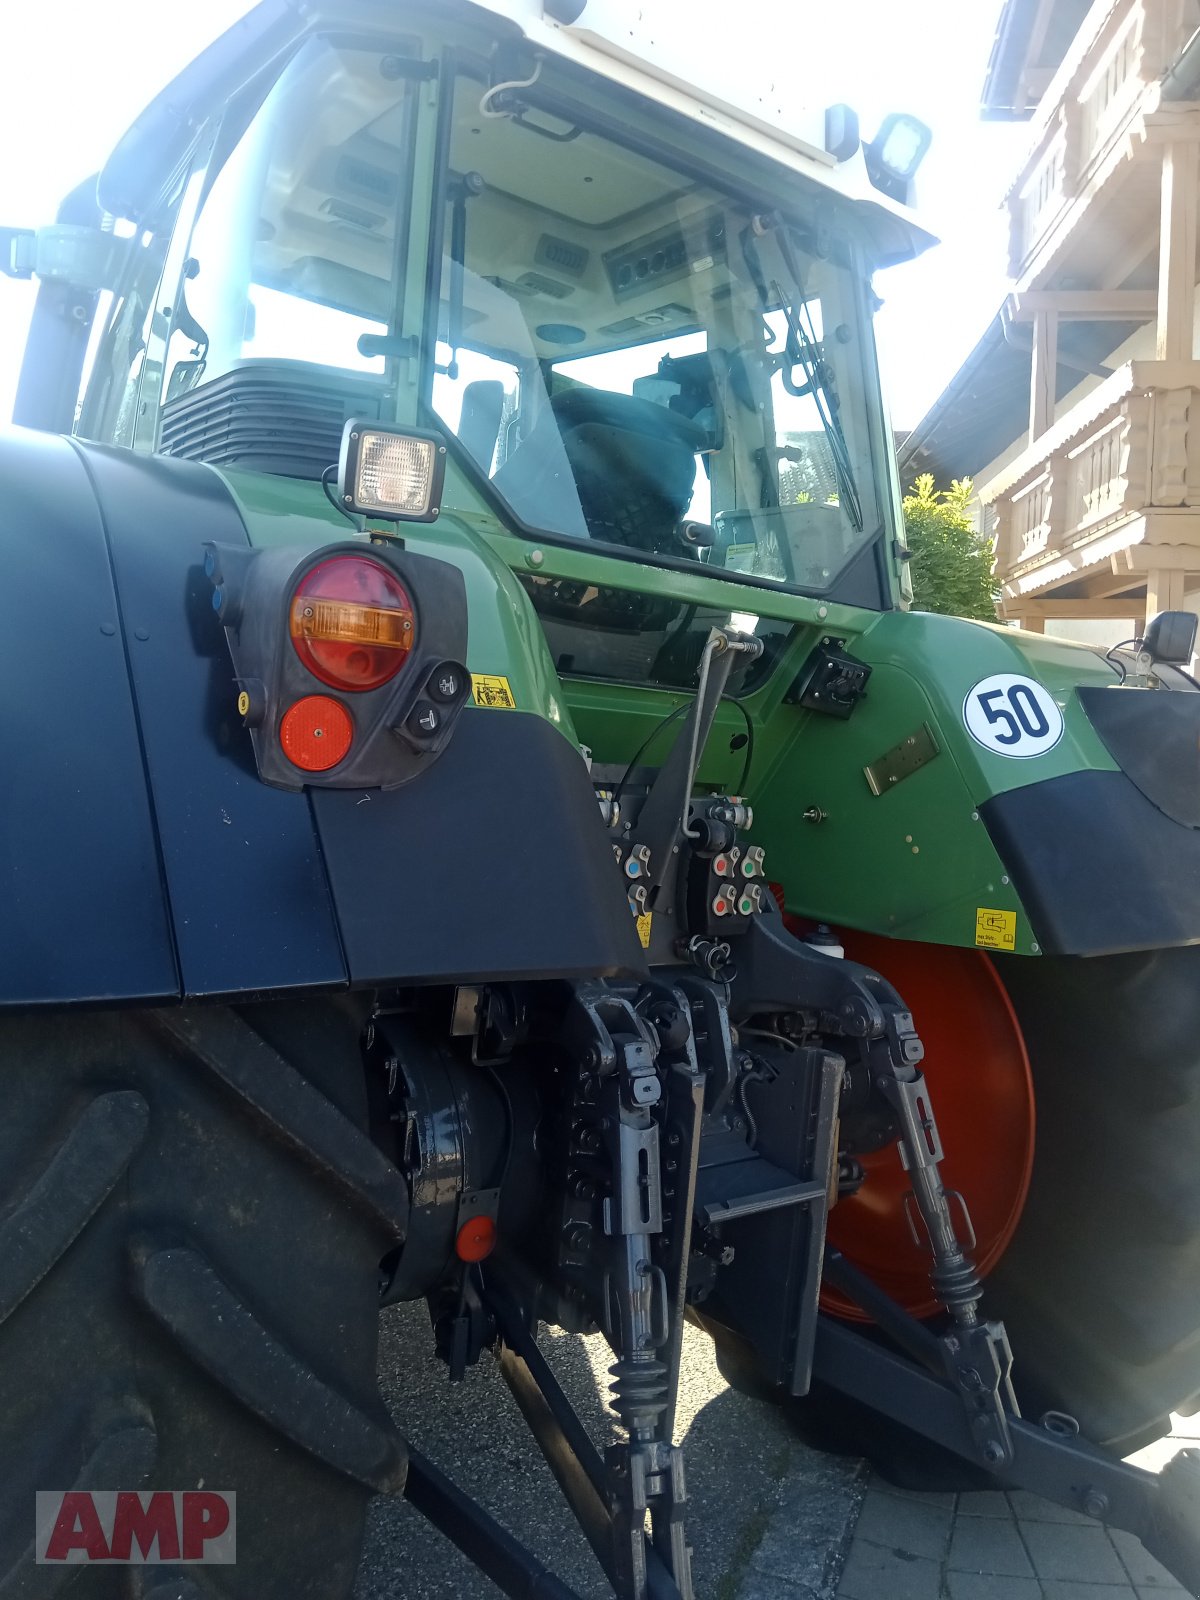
5 2 1200 1594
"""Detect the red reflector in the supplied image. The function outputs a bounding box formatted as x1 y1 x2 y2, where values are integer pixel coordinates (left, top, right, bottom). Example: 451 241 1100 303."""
290 556 415 692
455 1214 496 1263
280 696 353 772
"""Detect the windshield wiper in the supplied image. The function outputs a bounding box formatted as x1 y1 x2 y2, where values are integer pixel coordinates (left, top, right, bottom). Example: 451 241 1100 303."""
742 217 864 532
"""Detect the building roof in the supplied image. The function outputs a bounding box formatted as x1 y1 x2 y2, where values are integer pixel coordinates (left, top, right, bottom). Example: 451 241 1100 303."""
897 312 1140 488
981 0 1094 118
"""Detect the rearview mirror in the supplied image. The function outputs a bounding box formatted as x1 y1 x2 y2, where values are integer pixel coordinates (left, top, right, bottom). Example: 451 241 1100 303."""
1142 611 1197 665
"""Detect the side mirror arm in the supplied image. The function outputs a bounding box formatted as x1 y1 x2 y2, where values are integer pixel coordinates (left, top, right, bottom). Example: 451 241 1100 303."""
1 222 131 293
9 176 111 435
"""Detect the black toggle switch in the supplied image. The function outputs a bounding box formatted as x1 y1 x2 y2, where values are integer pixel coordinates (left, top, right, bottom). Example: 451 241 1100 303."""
429 663 465 702
409 701 441 737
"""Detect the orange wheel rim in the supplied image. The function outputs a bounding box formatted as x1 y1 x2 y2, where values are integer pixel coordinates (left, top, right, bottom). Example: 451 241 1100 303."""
820 931 1035 1323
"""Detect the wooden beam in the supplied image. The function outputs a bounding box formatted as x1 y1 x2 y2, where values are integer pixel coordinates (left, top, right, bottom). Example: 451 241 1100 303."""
1103 235 1156 298
1009 290 1158 321
1081 570 1145 599
1157 140 1199 362
1117 545 1200 573
1146 568 1187 616
1004 599 1145 620
1030 309 1059 443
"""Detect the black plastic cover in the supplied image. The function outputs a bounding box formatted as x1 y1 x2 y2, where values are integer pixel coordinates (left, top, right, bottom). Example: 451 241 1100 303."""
0 429 177 1006
1077 685 1200 829
311 710 647 986
0 429 646 1005
982 769 1200 955
73 440 348 1001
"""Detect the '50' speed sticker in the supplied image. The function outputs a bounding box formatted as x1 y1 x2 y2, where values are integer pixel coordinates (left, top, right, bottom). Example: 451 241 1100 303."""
963 674 1064 757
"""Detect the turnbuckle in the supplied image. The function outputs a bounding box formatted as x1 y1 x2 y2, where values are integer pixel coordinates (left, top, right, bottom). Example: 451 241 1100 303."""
600 1028 695 1600
873 1009 1019 1467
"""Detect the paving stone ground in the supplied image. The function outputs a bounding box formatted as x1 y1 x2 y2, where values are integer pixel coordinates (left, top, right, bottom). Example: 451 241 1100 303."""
359 1305 865 1599
357 1303 1196 1600
829 1417 1200 1600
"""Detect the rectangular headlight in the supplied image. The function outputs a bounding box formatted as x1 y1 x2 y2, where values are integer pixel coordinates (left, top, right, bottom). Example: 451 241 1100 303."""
338 422 447 522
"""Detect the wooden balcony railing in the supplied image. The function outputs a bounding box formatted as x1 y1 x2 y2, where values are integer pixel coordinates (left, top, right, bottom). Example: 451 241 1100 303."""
1007 0 1193 275
981 360 1200 597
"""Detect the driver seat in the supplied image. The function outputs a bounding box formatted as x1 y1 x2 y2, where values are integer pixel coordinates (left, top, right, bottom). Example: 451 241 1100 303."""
550 387 705 554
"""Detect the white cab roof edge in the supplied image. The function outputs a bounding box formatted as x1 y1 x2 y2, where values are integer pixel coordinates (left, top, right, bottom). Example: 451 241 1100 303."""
458 0 938 260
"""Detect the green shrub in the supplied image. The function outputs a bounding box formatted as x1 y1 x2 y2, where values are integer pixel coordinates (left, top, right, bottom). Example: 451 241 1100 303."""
902 474 999 621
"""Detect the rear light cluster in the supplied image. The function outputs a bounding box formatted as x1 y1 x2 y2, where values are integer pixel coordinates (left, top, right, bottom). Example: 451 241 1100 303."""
289 556 415 694
281 554 423 775
205 538 470 792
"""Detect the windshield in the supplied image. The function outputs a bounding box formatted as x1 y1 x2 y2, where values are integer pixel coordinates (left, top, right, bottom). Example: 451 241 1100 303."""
429 73 892 603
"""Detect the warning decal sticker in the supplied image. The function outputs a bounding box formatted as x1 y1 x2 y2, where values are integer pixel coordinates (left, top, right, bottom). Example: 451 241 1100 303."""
975 907 1017 952
471 673 517 710
635 912 653 949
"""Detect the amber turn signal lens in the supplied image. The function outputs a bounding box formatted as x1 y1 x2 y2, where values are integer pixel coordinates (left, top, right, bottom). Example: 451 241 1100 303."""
279 695 354 772
290 555 415 692
455 1215 497 1263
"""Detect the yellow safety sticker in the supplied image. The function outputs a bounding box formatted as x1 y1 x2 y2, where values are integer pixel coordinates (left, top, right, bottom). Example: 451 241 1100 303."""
975 907 1017 952
636 912 653 949
471 673 516 710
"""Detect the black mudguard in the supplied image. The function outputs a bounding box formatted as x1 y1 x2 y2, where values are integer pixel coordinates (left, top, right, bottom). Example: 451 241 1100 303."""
984 686 1200 956
0 428 642 1006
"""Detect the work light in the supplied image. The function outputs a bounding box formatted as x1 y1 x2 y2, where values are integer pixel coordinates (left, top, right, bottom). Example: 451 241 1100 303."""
865 113 932 199
337 421 447 522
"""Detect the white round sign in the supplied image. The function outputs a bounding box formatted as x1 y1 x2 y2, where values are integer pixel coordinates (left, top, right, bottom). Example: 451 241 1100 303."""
962 674 1064 758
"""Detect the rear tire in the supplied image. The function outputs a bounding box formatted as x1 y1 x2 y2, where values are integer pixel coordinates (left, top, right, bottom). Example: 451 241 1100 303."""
0 1001 407 1598
994 945 1200 1452
709 944 1200 1478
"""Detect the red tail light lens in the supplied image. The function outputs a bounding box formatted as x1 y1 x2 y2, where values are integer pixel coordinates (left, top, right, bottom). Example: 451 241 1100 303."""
279 695 354 771
290 556 415 692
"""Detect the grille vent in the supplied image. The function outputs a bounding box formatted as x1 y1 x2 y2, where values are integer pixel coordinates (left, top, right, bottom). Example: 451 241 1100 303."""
336 155 398 203
536 234 589 276
515 271 573 300
160 361 392 480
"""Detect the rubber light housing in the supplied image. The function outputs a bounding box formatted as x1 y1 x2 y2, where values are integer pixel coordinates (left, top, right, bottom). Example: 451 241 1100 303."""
337 419 446 522
279 695 354 772
866 113 932 198
290 555 415 691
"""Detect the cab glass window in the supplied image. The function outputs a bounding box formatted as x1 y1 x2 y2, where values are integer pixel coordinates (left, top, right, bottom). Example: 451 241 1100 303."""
159 36 418 421
428 73 891 604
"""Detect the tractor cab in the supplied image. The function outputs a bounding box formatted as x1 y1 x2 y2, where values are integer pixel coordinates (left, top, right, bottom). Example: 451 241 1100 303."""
14 1 932 692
